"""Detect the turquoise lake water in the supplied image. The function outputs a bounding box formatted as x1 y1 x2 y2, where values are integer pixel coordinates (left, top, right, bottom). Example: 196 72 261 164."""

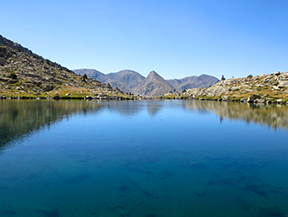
1 100 288 217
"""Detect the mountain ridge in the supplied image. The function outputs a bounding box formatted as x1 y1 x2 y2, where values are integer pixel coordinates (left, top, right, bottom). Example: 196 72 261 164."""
74 69 218 96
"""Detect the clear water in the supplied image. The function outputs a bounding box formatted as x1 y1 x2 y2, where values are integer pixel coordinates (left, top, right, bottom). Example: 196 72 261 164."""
1 100 288 217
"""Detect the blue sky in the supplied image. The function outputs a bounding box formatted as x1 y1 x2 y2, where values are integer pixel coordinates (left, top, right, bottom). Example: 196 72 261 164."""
1 0 287 79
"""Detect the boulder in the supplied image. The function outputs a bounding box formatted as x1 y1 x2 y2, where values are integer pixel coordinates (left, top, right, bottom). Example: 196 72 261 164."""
247 94 261 103
42 84 54 91
274 71 280 76
53 95 60 100
278 81 288 88
85 95 93 100
255 99 266 103
0 57 6 66
222 95 229 101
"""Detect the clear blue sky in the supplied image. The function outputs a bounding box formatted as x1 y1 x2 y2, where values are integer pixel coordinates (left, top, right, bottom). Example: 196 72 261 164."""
1 0 287 79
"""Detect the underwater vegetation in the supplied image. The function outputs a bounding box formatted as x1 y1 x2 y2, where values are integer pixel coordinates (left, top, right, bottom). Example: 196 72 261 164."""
244 182 267 196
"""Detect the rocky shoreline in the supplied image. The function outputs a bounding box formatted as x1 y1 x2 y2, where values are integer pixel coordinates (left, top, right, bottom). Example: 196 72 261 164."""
0 95 135 100
0 94 157 101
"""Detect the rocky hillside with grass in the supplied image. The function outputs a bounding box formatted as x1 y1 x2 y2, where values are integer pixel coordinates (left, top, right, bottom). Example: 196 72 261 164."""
162 72 288 104
0 35 132 99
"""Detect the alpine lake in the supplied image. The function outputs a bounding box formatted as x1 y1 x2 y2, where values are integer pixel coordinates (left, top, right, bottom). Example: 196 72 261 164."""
1 99 288 217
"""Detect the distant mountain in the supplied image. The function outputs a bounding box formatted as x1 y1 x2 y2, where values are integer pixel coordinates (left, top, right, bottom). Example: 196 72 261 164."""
167 74 219 91
133 70 175 96
75 69 145 93
74 69 106 82
105 70 145 93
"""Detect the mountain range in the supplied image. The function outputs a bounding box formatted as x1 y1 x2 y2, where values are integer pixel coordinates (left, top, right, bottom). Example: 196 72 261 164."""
74 69 219 96
0 34 218 98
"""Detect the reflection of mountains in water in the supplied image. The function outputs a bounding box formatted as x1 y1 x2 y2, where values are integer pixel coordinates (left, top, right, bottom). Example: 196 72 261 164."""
0 100 164 150
0 100 103 149
104 101 163 116
2 100 288 151
182 100 288 129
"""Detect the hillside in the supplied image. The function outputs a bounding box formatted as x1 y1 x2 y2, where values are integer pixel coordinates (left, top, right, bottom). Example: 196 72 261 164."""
167 74 219 91
162 72 288 103
133 70 175 96
0 35 131 99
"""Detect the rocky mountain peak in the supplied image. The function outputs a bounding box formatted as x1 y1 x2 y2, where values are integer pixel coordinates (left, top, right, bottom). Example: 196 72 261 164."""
147 70 159 77
146 70 166 82
132 70 175 96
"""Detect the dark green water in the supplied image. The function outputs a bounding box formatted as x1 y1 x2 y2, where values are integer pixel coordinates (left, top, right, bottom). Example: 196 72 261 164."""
1 100 288 217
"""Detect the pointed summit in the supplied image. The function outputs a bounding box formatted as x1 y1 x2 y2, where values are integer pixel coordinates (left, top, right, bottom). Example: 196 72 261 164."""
133 70 175 96
148 70 157 76
145 70 167 83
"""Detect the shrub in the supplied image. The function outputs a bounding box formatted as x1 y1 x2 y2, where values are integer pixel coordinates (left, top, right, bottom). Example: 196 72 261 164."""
9 73 17 79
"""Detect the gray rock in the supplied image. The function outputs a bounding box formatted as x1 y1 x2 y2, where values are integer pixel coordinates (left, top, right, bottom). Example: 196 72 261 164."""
278 81 288 88
256 99 266 103
85 95 93 100
0 57 6 66
247 94 261 103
